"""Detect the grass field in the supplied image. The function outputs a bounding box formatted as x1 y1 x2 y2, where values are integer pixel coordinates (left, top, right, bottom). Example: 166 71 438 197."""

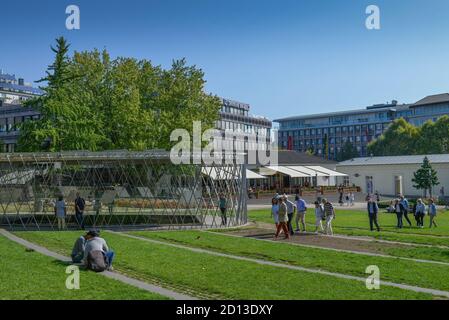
128 229 449 292
248 208 449 246
0 235 166 300
13 231 434 300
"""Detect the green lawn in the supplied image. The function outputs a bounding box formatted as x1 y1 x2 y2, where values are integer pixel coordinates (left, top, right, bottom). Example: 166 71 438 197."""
0 235 166 300
128 229 449 292
249 209 449 246
14 231 433 300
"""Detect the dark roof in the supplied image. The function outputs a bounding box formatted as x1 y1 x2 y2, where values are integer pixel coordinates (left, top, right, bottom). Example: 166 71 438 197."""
412 93 449 107
276 150 337 165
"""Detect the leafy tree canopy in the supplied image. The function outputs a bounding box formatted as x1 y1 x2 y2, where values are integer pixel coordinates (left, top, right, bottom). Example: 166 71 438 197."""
336 141 359 161
18 37 221 152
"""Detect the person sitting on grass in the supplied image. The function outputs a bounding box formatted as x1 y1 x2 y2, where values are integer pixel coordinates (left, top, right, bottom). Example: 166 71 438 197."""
71 233 88 263
84 230 115 272
428 198 438 228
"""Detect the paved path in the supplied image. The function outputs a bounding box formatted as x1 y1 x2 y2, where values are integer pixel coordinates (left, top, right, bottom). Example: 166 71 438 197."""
252 220 449 249
205 229 449 267
0 229 196 300
115 231 449 298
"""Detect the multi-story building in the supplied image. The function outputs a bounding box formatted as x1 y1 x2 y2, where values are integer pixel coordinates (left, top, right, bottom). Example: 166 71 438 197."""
0 70 42 152
275 93 449 160
216 98 272 152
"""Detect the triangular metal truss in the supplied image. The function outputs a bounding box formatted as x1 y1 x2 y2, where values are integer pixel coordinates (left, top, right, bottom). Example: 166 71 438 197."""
0 151 247 231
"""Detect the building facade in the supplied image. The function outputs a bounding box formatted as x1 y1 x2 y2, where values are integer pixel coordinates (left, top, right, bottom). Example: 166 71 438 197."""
336 154 449 198
275 93 449 160
216 98 272 152
0 71 42 152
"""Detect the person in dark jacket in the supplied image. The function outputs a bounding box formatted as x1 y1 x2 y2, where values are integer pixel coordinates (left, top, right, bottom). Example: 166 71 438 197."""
367 197 380 231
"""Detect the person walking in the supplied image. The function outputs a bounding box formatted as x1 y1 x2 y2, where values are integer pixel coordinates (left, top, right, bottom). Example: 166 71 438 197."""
394 199 403 228
428 198 438 228
415 199 426 228
338 188 344 206
313 201 324 233
55 196 67 231
284 195 296 236
275 197 290 240
295 195 307 232
74 192 86 230
219 193 227 226
271 197 279 228
367 197 380 231
322 198 335 235
349 192 355 206
400 195 412 227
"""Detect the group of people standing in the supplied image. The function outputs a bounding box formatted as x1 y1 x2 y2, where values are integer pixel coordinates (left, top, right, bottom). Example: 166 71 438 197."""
271 194 336 239
54 193 86 230
390 196 438 229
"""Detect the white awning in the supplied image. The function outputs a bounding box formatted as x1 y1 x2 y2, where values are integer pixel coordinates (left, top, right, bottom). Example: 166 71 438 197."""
202 167 266 180
261 166 310 178
246 169 266 179
305 166 348 177
202 167 238 180
286 166 327 177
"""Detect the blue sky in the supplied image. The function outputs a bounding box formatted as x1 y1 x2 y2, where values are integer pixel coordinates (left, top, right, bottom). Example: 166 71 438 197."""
2 0 449 121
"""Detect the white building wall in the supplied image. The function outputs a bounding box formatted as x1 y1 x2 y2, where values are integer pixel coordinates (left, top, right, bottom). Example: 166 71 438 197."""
336 163 449 197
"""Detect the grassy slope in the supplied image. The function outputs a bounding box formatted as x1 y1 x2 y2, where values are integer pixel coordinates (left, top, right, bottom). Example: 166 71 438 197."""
248 209 449 246
0 235 166 300
14 231 431 300
130 230 449 292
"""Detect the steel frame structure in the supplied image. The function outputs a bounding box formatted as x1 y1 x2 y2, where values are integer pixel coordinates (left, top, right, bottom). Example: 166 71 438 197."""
0 151 247 230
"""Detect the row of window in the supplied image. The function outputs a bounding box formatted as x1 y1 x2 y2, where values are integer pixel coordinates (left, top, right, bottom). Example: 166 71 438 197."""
284 135 375 147
281 142 368 158
0 114 40 133
221 105 248 116
279 123 387 138
217 120 270 136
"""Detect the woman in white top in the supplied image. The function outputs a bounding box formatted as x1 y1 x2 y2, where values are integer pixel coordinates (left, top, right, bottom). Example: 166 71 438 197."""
271 198 280 227
314 201 324 233
54 196 67 230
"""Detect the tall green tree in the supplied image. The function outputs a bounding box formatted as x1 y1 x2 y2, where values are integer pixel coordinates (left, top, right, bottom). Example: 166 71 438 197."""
18 38 221 152
367 118 420 156
337 141 359 161
412 156 439 197
416 116 449 154
18 37 106 151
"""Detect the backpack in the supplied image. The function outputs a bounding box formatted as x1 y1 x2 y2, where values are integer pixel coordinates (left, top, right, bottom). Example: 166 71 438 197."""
87 250 108 272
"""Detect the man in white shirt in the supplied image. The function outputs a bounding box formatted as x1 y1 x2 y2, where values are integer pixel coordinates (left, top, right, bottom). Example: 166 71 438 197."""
84 230 115 271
